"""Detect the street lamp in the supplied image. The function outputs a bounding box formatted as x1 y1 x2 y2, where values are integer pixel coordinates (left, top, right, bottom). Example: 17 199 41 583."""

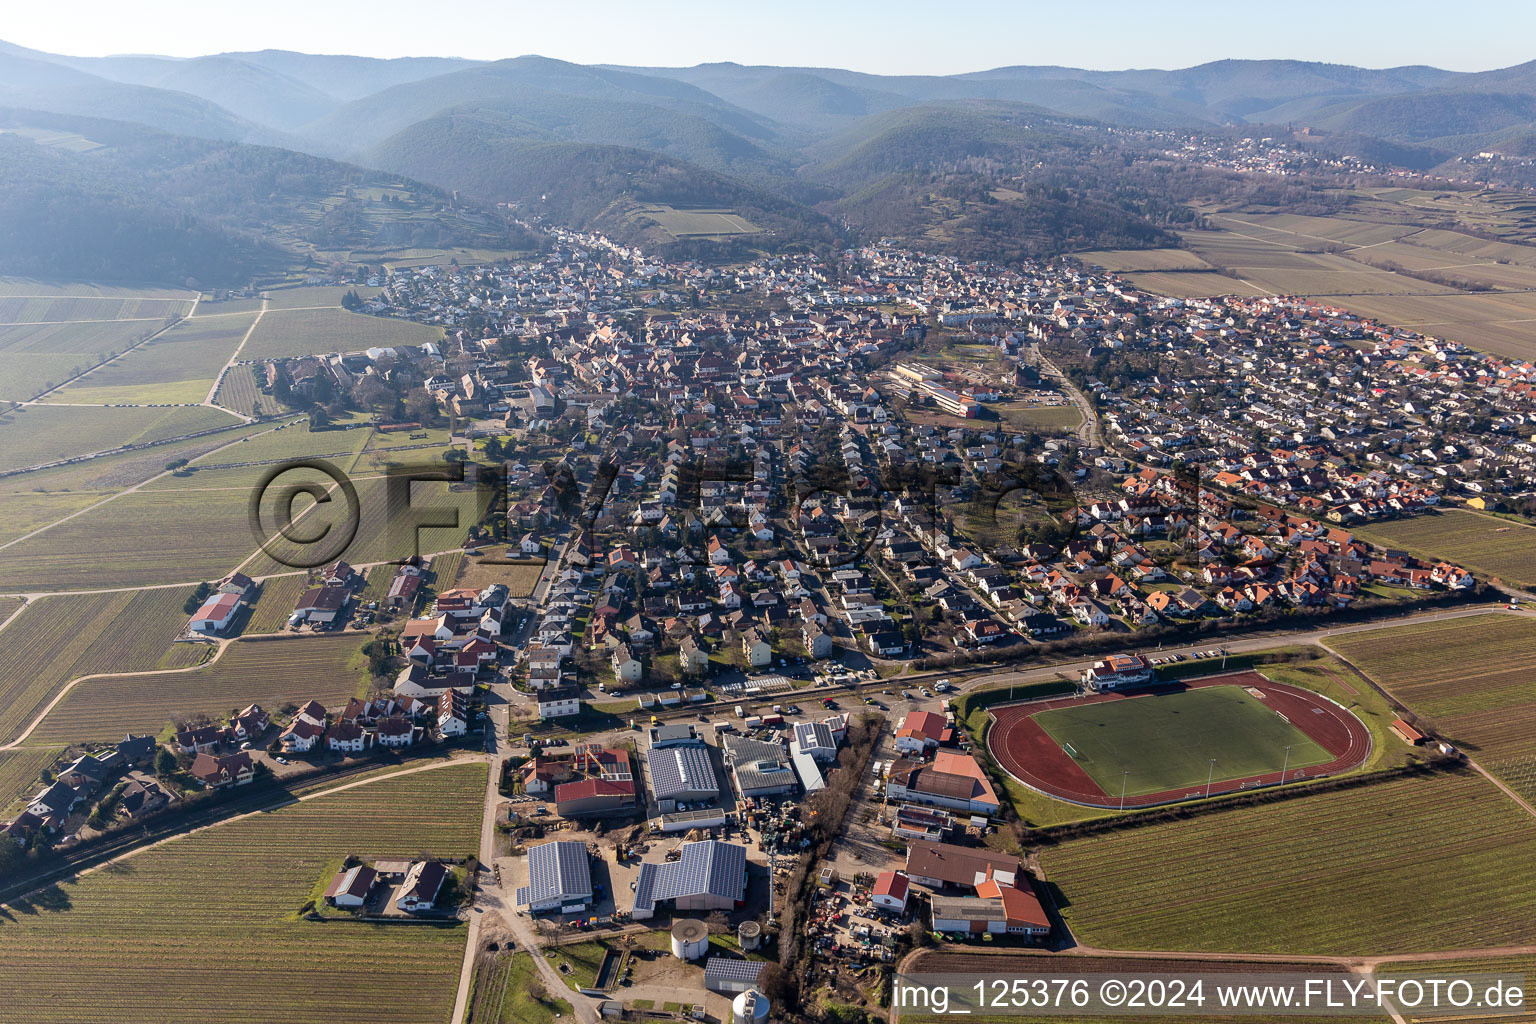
1280 744 1292 785
1205 758 1217 799
1119 770 1130 811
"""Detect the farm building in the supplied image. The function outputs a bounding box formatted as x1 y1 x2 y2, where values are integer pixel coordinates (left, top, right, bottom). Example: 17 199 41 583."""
1390 719 1426 745
884 751 999 815
188 592 242 634
893 710 947 753
931 879 1049 937
324 864 378 908
515 840 594 913
293 585 349 624
631 840 746 920
554 777 637 817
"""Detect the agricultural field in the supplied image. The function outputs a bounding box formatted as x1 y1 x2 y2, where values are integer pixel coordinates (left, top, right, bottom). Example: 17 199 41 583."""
241 574 312 633
193 419 373 469
241 473 487 580
0 282 196 404
1040 769 1536 955
0 491 120 548
0 419 267 497
1353 510 1536 588
30 633 373 743
0 405 240 473
213 363 282 417
1168 198 1536 359
1328 613 1536 803
261 285 380 310
0 745 65 815
0 319 184 403
469 953 573 1024
1077 248 1213 272
630 204 760 239
0 487 260 590
0 588 201 745
0 763 486 1024
241 306 442 360
1378 954 1536 1024
452 552 545 597
43 312 257 406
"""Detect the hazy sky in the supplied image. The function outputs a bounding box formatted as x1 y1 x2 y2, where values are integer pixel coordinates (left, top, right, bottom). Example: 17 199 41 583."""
7 0 1535 75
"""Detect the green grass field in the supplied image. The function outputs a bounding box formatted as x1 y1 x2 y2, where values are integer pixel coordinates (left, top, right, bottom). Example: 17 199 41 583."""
995 401 1082 434
470 953 574 1024
1353 510 1536 588
1041 769 1536 955
1034 685 1333 797
0 763 486 1024
30 633 371 743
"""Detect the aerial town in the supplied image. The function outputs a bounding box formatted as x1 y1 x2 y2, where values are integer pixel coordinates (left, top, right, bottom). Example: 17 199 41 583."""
7 207 1524 1023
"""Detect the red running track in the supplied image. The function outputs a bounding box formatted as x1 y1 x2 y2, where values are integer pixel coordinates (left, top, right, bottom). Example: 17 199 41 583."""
987 671 1373 809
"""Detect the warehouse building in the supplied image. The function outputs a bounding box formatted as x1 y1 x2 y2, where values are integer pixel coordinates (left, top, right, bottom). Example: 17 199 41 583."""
514 840 593 914
705 958 767 994
648 744 719 812
631 839 746 920
722 734 798 799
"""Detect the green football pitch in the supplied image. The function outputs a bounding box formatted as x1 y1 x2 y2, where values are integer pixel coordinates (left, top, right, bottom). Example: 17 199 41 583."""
1033 685 1333 797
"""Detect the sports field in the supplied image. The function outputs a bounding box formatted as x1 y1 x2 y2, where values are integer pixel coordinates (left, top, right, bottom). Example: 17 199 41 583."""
1033 685 1334 798
989 672 1371 808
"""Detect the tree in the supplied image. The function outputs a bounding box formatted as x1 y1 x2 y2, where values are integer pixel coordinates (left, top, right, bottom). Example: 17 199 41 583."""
155 748 178 779
755 962 798 1008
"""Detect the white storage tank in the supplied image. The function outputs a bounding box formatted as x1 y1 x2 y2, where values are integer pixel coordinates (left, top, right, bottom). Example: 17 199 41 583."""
671 917 709 960
733 989 771 1024
737 920 762 951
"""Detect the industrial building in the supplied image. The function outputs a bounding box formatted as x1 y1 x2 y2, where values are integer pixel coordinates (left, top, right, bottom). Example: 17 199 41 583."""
648 744 719 812
705 958 767 994
631 839 747 920
514 840 594 914
722 734 798 798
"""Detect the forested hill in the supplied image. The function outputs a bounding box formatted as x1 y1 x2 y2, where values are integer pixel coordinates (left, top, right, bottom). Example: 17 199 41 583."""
0 109 538 287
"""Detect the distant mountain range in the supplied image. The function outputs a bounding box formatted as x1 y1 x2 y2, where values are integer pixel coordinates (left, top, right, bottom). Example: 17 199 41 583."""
5 40 1536 281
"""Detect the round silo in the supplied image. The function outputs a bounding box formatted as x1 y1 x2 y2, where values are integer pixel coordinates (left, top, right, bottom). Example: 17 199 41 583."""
670 917 709 960
733 989 771 1024
737 920 762 951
